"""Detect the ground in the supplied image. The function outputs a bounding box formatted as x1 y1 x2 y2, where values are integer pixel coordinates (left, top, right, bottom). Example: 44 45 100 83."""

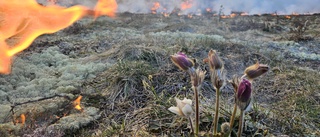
0 13 319 137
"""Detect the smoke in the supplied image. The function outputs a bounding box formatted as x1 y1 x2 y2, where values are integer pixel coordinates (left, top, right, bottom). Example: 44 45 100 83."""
37 0 320 14
116 0 320 14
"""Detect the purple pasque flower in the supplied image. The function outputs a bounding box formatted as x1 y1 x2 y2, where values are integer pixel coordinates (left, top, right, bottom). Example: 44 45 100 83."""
243 61 269 80
236 78 252 110
170 52 194 71
206 49 223 70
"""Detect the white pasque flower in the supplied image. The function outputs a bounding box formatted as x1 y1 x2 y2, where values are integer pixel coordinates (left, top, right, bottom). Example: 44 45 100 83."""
168 97 193 117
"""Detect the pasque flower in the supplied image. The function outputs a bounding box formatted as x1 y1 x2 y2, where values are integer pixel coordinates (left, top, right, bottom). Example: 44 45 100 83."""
243 61 269 80
190 68 206 88
203 49 223 70
168 97 193 117
236 78 252 111
170 52 194 71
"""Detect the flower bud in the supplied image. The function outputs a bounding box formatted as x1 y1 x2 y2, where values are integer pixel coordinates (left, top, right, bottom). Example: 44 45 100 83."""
204 49 223 70
236 79 252 111
171 52 194 71
220 122 231 135
190 68 206 88
168 97 193 117
244 62 269 80
211 69 226 90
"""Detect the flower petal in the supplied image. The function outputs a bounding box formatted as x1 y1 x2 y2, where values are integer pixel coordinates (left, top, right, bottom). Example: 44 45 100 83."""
181 104 193 117
181 98 192 105
168 107 183 116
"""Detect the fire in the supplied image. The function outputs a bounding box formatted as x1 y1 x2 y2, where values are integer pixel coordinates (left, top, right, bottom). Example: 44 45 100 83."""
230 13 237 18
151 2 161 14
240 12 249 16
0 0 117 74
73 95 83 111
285 15 291 19
181 0 193 10
20 114 26 126
15 114 26 126
206 8 212 13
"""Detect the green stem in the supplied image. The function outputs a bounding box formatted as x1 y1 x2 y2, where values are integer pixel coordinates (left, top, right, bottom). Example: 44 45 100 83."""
237 110 244 137
213 88 220 135
194 86 199 136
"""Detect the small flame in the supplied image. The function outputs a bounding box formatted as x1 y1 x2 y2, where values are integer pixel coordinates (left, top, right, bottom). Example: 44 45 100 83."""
181 0 193 10
240 12 249 16
20 114 26 126
0 0 117 74
73 95 83 111
162 12 170 17
230 13 237 18
206 8 212 13
151 2 161 14
15 114 26 126
285 15 291 19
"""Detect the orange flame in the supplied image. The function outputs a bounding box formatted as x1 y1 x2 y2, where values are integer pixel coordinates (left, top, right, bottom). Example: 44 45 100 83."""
15 114 26 125
151 2 161 14
285 15 291 19
240 12 249 16
0 0 117 74
20 114 26 126
206 8 212 13
73 95 83 111
181 1 193 10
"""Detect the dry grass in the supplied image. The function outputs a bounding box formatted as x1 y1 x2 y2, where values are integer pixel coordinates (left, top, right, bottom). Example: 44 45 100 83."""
68 14 320 137
1 13 319 136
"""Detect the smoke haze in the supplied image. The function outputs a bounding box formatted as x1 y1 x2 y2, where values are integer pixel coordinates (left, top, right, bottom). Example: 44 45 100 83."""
37 0 320 14
116 0 320 14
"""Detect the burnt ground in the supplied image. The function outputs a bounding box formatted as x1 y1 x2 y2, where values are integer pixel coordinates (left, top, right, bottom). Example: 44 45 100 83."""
0 13 319 137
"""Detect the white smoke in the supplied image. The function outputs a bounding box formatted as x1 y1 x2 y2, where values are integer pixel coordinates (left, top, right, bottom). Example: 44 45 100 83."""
37 0 320 15
116 0 320 14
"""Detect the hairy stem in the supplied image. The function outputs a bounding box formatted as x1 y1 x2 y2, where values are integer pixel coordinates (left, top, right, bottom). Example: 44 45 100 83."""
237 110 244 137
213 88 220 135
194 86 199 136
229 103 238 132
189 117 194 134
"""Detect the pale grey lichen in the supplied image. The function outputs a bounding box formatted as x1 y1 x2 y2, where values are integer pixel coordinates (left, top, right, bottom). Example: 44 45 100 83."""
46 107 100 134
0 45 109 134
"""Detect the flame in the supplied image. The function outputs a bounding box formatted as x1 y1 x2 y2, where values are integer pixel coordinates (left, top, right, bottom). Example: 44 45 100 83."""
240 12 249 16
20 114 26 126
94 0 118 18
181 1 193 10
230 13 237 18
0 0 117 74
15 114 26 125
162 12 170 17
206 8 212 13
73 95 83 111
285 15 291 19
151 2 161 14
